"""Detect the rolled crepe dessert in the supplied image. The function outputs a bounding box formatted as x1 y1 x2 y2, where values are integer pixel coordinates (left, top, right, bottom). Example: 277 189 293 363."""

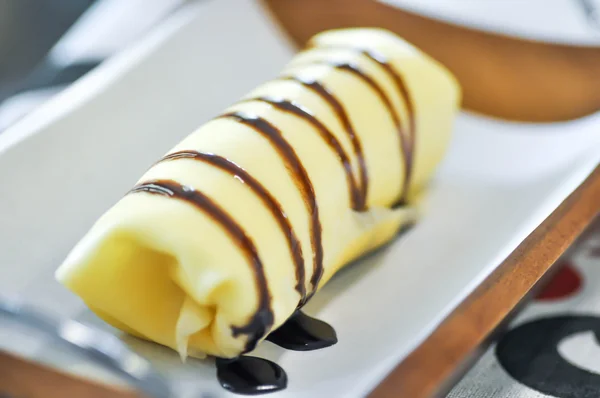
56 28 460 359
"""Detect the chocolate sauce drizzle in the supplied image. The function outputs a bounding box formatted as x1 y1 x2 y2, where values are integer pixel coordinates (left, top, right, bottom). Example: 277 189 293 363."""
129 180 273 352
279 76 368 210
158 151 307 301
239 96 362 211
357 49 415 206
217 111 324 300
313 60 411 205
300 45 416 205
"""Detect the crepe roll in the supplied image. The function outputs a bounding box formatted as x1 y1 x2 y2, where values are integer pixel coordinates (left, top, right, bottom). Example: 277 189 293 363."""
56 28 460 359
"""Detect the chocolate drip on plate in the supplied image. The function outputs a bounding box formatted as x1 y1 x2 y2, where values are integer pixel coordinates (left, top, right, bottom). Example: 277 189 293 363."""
215 311 336 395
216 356 287 395
266 311 337 351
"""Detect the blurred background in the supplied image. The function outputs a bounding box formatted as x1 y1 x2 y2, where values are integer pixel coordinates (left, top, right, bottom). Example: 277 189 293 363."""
0 0 185 131
2 0 599 131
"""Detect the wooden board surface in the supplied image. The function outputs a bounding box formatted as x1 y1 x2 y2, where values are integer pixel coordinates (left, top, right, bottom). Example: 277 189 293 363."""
0 351 139 398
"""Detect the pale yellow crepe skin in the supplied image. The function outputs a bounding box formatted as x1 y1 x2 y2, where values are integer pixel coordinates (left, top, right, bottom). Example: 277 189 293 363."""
56 28 460 359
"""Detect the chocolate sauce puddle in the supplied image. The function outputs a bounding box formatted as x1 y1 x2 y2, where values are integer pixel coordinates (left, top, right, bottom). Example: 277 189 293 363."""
266 311 337 351
216 356 287 395
216 312 335 395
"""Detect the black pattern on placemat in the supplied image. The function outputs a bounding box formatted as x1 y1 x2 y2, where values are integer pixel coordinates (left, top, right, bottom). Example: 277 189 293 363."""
496 315 600 398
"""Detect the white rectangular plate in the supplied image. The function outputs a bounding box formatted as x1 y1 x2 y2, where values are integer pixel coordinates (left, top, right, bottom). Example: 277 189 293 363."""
1 1 599 397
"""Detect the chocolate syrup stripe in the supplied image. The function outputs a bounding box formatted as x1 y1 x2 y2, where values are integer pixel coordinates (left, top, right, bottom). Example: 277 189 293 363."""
157 151 306 301
297 44 416 205
129 180 272 352
357 49 416 205
308 60 411 201
237 96 362 211
278 76 368 210
217 111 324 299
